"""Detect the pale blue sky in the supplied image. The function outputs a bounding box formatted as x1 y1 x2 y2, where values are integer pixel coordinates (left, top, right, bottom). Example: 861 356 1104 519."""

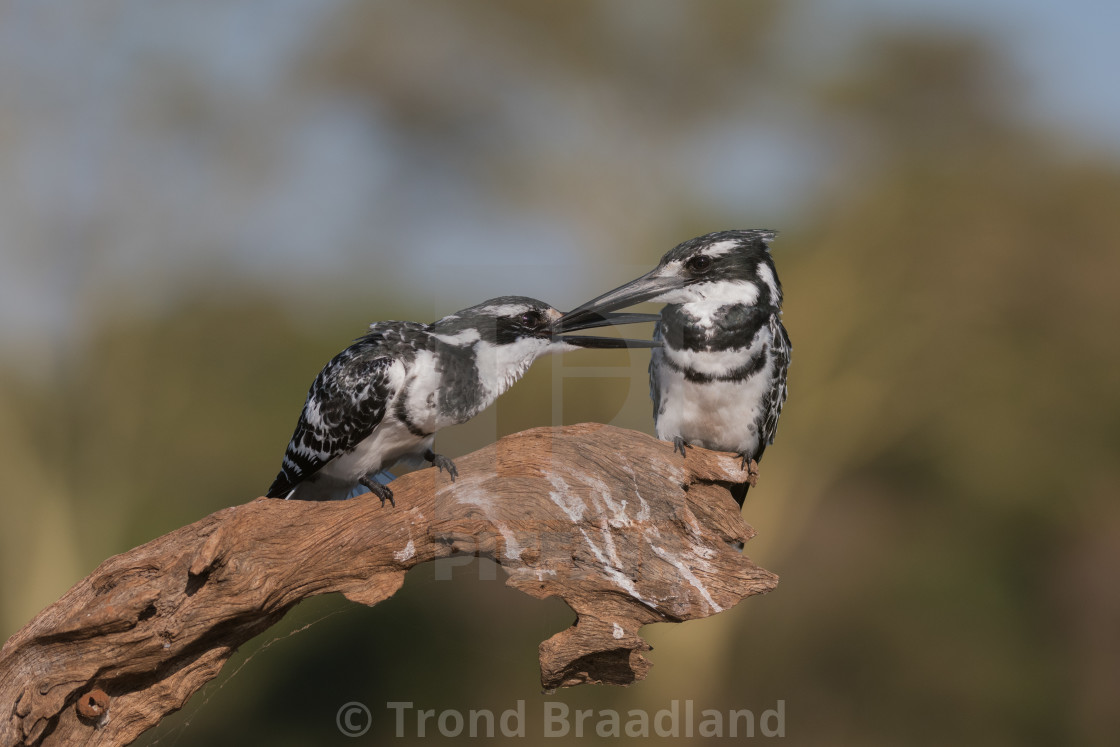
792 0 1120 149
1 0 1117 369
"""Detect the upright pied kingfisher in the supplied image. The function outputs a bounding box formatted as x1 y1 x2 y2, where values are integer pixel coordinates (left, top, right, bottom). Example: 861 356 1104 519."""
558 230 791 503
267 296 659 503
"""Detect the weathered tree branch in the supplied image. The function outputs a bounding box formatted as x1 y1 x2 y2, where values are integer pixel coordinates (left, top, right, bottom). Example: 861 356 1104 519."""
1 423 777 746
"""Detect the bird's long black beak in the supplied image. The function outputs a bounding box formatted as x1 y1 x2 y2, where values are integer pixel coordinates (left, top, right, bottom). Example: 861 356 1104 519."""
550 311 661 349
558 335 661 349
555 267 679 333
556 311 662 332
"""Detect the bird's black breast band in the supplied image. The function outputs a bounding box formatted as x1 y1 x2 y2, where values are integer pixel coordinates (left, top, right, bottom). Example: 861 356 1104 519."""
659 346 769 383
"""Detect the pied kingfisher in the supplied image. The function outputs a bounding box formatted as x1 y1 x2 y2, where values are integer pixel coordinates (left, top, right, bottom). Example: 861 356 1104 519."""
558 230 791 502
267 296 658 503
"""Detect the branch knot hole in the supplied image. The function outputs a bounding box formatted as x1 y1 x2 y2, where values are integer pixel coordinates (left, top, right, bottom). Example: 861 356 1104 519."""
76 688 109 721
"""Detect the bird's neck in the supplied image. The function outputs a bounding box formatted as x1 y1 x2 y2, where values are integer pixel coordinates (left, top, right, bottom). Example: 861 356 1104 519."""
471 339 543 402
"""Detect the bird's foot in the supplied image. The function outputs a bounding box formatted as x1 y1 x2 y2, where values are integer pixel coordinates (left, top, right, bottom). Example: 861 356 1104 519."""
672 436 692 458
737 454 760 488
424 449 459 482
359 475 395 507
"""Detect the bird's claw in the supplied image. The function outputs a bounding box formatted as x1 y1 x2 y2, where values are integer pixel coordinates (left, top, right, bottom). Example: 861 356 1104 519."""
425 450 459 482
672 436 692 458
737 455 760 488
359 476 395 507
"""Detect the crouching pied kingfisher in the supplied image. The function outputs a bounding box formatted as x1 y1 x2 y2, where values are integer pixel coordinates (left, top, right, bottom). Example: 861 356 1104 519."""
267 296 659 503
558 230 791 504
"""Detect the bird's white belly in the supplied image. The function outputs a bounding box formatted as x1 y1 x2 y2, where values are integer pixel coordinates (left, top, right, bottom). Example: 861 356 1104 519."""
654 356 773 456
318 419 430 484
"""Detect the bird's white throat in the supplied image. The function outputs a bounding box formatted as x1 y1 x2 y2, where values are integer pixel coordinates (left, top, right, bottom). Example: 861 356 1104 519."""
674 280 761 327
473 338 550 399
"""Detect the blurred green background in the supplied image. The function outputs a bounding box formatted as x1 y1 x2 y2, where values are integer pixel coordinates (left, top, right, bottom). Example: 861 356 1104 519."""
2 1 1118 744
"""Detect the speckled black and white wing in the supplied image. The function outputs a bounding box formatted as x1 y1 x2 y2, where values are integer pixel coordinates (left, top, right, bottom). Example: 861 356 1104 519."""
265 341 399 499
757 313 792 459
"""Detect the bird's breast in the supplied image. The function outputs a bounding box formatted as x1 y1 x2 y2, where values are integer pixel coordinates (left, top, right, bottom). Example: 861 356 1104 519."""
651 319 777 455
401 345 492 432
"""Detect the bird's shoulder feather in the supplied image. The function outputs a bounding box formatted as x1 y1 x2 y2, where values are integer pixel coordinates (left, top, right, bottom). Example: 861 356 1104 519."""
265 337 404 498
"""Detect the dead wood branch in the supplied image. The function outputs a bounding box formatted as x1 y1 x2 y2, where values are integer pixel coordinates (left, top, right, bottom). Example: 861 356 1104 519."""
0 423 777 746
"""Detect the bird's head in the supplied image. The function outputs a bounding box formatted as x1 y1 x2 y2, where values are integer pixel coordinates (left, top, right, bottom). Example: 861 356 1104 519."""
556 230 781 331
431 296 660 362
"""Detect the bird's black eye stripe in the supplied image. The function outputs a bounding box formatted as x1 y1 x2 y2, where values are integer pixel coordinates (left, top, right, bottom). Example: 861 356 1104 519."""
686 255 713 273
520 310 545 328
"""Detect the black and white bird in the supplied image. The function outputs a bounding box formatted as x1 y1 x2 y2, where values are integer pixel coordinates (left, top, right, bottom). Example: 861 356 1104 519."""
267 296 658 503
558 230 791 503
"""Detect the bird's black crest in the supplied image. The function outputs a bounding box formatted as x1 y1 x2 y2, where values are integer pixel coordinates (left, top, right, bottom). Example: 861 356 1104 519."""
660 229 777 265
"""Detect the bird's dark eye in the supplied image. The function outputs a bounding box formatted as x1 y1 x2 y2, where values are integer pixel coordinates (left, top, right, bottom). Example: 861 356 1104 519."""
686 255 713 274
520 310 544 328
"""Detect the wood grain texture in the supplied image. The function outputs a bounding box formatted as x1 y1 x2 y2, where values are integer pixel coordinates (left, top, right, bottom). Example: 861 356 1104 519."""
0 423 777 746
